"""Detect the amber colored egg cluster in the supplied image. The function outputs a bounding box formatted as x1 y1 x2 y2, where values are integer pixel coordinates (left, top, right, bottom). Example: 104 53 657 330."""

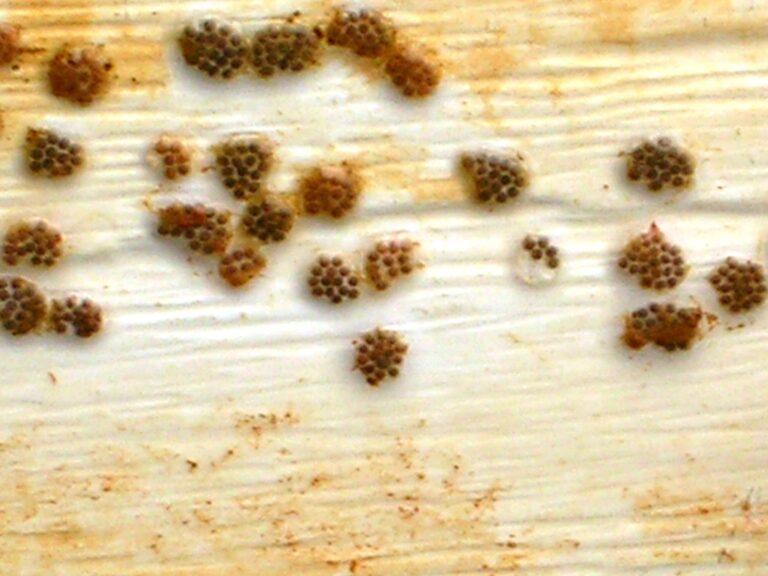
214 136 274 201
48 44 113 105
251 24 322 78
300 164 362 219
522 235 559 270
179 19 247 80
626 137 695 192
618 223 687 291
48 295 103 338
156 202 233 255
709 257 766 314
0 23 20 66
365 238 419 291
3 220 63 268
0 276 48 336
151 136 193 181
25 128 84 178
461 151 529 206
219 247 267 288
623 302 706 352
325 8 396 59
241 197 295 244
384 44 441 98
353 327 408 386
307 255 361 304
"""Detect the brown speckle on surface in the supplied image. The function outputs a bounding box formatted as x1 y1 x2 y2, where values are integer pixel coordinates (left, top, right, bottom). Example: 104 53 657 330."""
384 44 441 98
709 257 766 314
156 202 233 256
250 24 322 78
307 254 361 304
3 219 63 267
326 7 396 59
241 196 295 244
214 135 274 201
299 163 362 219
218 246 267 288
48 295 103 338
179 18 247 80
365 238 420 291
622 301 712 352
354 327 408 386
618 223 688 291
625 137 695 193
25 127 84 178
149 135 193 181
48 44 113 105
0 23 21 67
0 275 47 336
460 151 529 206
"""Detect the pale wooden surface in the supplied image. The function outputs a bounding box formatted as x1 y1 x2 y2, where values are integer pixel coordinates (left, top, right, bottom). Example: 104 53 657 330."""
1 0 768 574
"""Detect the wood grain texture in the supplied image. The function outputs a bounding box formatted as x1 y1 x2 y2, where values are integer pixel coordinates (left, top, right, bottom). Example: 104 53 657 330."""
1 0 768 574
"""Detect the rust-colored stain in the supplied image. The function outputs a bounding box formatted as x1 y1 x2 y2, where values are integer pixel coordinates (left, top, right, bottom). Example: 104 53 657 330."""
632 485 768 567
234 410 300 449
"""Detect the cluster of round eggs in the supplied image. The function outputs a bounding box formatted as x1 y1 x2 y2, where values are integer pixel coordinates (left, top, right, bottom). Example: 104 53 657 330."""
0 220 103 339
178 8 441 98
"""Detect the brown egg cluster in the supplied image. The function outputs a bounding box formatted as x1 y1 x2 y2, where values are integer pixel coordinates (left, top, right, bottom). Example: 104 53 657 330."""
522 235 559 269
0 23 20 66
384 44 441 98
618 223 687 291
0 276 47 336
241 197 295 244
461 152 529 206
3 220 63 267
623 302 706 352
307 255 361 304
48 45 113 105
179 19 247 80
626 137 695 192
251 25 322 78
214 136 274 201
48 296 103 338
156 202 233 255
25 128 84 178
365 239 418 291
152 136 192 181
300 164 362 218
709 257 766 314
326 8 396 59
353 327 408 386
219 247 267 288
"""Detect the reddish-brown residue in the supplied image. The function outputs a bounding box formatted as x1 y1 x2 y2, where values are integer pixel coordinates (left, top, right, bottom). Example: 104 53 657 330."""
48 44 113 105
3 220 63 267
709 257 766 314
218 246 267 288
385 44 441 98
460 151 529 206
618 223 688 291
353 327 408 386
0 275 47 336
156 202 233 256
25 127 85 178
48 295 103 338
299 163 362 218
625 137 695 193
622 302 712 352
250 24 323 78
0 23 21 66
